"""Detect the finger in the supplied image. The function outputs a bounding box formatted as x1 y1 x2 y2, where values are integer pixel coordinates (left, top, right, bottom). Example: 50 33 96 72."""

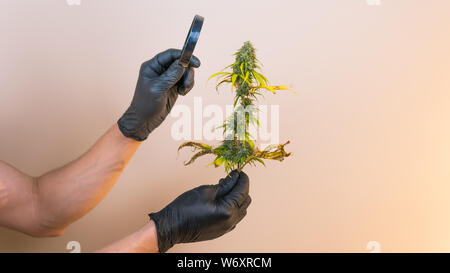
152 50 199 72
154 49 182 73
239 195 252 210
166 88 179 112
189 55 201 68
236 208 248 224
224 171 250 207
141 49 200 78
177 68 195 95
139 49 181 77
158 60 186 90
227 225 236 233
216 170 240 198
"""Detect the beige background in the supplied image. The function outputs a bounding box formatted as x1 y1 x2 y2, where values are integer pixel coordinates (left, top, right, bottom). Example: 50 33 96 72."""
1 0 450 252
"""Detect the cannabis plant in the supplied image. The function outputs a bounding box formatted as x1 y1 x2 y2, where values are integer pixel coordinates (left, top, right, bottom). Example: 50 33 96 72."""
179 41 292 173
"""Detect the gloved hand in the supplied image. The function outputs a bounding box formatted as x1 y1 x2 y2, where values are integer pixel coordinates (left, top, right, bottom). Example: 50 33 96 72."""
149 170 251 253
118 49 201 141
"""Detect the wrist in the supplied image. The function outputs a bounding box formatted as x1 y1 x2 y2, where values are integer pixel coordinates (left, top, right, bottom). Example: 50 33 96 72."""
116 118 147 142
142 220 159 253
149 212 174 253
96 220 159 253
117 111 150 141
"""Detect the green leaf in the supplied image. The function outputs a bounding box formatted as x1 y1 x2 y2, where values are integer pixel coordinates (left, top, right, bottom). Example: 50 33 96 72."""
258 71 269 85
240 71 250 85
224 160 230 172
252 70 266 87
208 72 231 82
178 142 212 151
254 157 266 166
183 149 213 166
221 62 236 71
247 139 255 149
231 74 238 91
233 96 240 108
215 78 231 90
213 156 224 167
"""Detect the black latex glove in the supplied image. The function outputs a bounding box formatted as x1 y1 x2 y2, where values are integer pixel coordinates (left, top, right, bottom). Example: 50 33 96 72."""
118 49 201 141
149 170 251 253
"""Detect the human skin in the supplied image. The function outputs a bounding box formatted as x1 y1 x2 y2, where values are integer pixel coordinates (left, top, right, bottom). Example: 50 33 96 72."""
0 124 141 238
97 220 159 253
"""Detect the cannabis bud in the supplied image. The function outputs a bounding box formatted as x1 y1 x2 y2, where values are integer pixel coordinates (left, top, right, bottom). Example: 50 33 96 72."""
179 41 293 173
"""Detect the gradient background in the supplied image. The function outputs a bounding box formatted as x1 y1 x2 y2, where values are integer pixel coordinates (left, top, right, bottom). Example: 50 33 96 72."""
0 0 450 252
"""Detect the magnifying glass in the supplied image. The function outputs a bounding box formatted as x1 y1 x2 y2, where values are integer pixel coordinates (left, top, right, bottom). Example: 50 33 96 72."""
179 15 204 68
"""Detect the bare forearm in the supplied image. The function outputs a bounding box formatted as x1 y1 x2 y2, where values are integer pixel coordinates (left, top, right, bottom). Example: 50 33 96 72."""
97 220 159 253
34 124 140 234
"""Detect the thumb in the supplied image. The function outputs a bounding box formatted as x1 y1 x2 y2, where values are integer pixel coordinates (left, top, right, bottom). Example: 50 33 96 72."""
225 171 249 207
216 170 240 198
158 60 186 89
